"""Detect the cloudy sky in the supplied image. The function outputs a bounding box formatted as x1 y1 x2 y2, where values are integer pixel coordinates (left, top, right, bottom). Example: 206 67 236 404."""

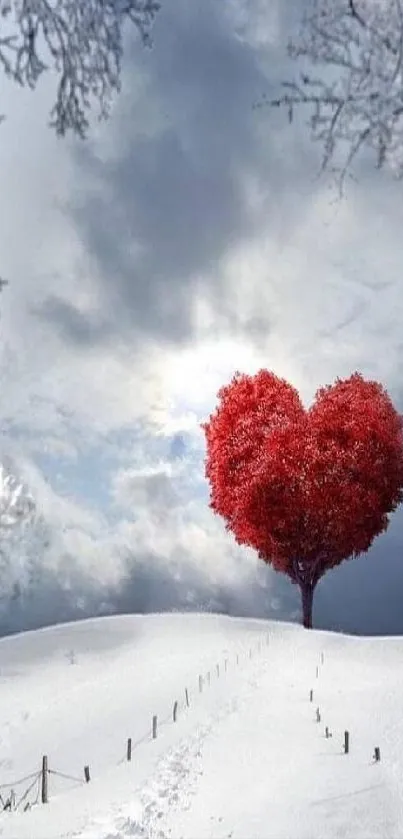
0 0 402 637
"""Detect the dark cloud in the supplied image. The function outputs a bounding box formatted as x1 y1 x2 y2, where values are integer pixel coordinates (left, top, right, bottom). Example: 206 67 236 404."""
313 508 403 636
102 549 298 624
0 560 114 638
32 295 113 347
0 538 297 638
2 509 403 638
169 433 186 460
113 466 180 510
51 0 318 346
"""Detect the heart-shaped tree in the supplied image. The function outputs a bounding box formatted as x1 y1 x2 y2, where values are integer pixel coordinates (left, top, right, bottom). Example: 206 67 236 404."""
202 371 403 628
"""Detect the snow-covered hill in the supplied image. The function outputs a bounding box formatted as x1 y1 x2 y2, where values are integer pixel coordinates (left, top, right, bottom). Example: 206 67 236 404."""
1 613 402 839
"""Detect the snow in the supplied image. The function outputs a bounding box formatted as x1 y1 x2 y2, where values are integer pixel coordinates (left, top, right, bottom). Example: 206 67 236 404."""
1 613 403 838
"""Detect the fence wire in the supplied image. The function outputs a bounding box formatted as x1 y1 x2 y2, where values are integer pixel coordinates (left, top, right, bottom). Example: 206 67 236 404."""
48 768 87 785
0 633 269 815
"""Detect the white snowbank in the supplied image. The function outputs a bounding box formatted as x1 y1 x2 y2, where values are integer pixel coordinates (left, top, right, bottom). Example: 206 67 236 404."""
0 613 402 838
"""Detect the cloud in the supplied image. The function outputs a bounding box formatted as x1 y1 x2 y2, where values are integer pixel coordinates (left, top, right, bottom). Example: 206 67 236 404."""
58 0 317 347
112 463 180 512
0 0 402 637
32 296 114 348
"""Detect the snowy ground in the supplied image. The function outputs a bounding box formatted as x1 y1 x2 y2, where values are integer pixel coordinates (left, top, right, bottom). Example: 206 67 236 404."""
1 613 403 839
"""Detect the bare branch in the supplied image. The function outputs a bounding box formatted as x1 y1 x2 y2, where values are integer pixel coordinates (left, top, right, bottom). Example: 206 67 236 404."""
0 0 161 137
348 0 365 27
257 0 403 186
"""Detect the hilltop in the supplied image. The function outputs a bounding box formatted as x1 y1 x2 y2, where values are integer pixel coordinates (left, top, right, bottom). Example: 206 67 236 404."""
0 613 402 838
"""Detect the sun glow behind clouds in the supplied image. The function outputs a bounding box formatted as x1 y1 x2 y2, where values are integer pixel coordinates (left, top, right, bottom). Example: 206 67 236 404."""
158 336 271 437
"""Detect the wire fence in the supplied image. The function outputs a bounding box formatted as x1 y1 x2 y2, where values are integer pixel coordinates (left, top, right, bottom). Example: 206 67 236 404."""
48 769 87 785
1 637 384 821
0 770 42 813
0 631 270 815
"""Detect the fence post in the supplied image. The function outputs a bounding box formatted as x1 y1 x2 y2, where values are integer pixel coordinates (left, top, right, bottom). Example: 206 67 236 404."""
127 738 132 762
374 746 381 762
316 666 318 678
216 664 220 677
185 688 189 708
41 755 48 804
236 654 239 665
321 653 324 665
199 674 203 693
310 689 313 702
152 715 158 740
344 731 349 754
84 766 90 783
173 701 178 722
316 707 321 722
207 671 211 686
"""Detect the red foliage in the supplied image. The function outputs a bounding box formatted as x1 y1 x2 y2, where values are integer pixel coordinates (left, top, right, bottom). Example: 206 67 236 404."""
202 370 403 626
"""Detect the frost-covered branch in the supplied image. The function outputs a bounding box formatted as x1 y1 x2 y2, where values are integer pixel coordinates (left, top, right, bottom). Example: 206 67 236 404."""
0 464 35 529
0 462 43 602
0 0 161 137
256 0 403 188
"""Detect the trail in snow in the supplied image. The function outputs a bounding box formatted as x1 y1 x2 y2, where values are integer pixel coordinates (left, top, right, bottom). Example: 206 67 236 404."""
73 653 265 839
73 627 403 839
164 662 399 839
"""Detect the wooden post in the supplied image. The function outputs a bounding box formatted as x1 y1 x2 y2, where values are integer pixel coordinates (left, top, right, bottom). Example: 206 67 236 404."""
316 707 321 722
344 731 349 754
173 701 178 722
152 715 157 740
127 738 132 761
310 689 313 702
41 755 48 804
325 726 329 739
198 674 203 693
84 765 90 783
185 688 189 708
374 746 381 762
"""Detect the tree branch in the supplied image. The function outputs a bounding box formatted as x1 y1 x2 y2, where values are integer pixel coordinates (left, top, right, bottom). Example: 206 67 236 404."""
258 0 403 186
0 0 161 137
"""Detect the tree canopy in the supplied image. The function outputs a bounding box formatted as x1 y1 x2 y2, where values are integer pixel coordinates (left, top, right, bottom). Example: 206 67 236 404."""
203 370 403 628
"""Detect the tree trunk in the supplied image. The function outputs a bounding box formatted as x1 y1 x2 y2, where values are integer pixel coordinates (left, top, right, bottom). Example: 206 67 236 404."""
300 581 315 629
